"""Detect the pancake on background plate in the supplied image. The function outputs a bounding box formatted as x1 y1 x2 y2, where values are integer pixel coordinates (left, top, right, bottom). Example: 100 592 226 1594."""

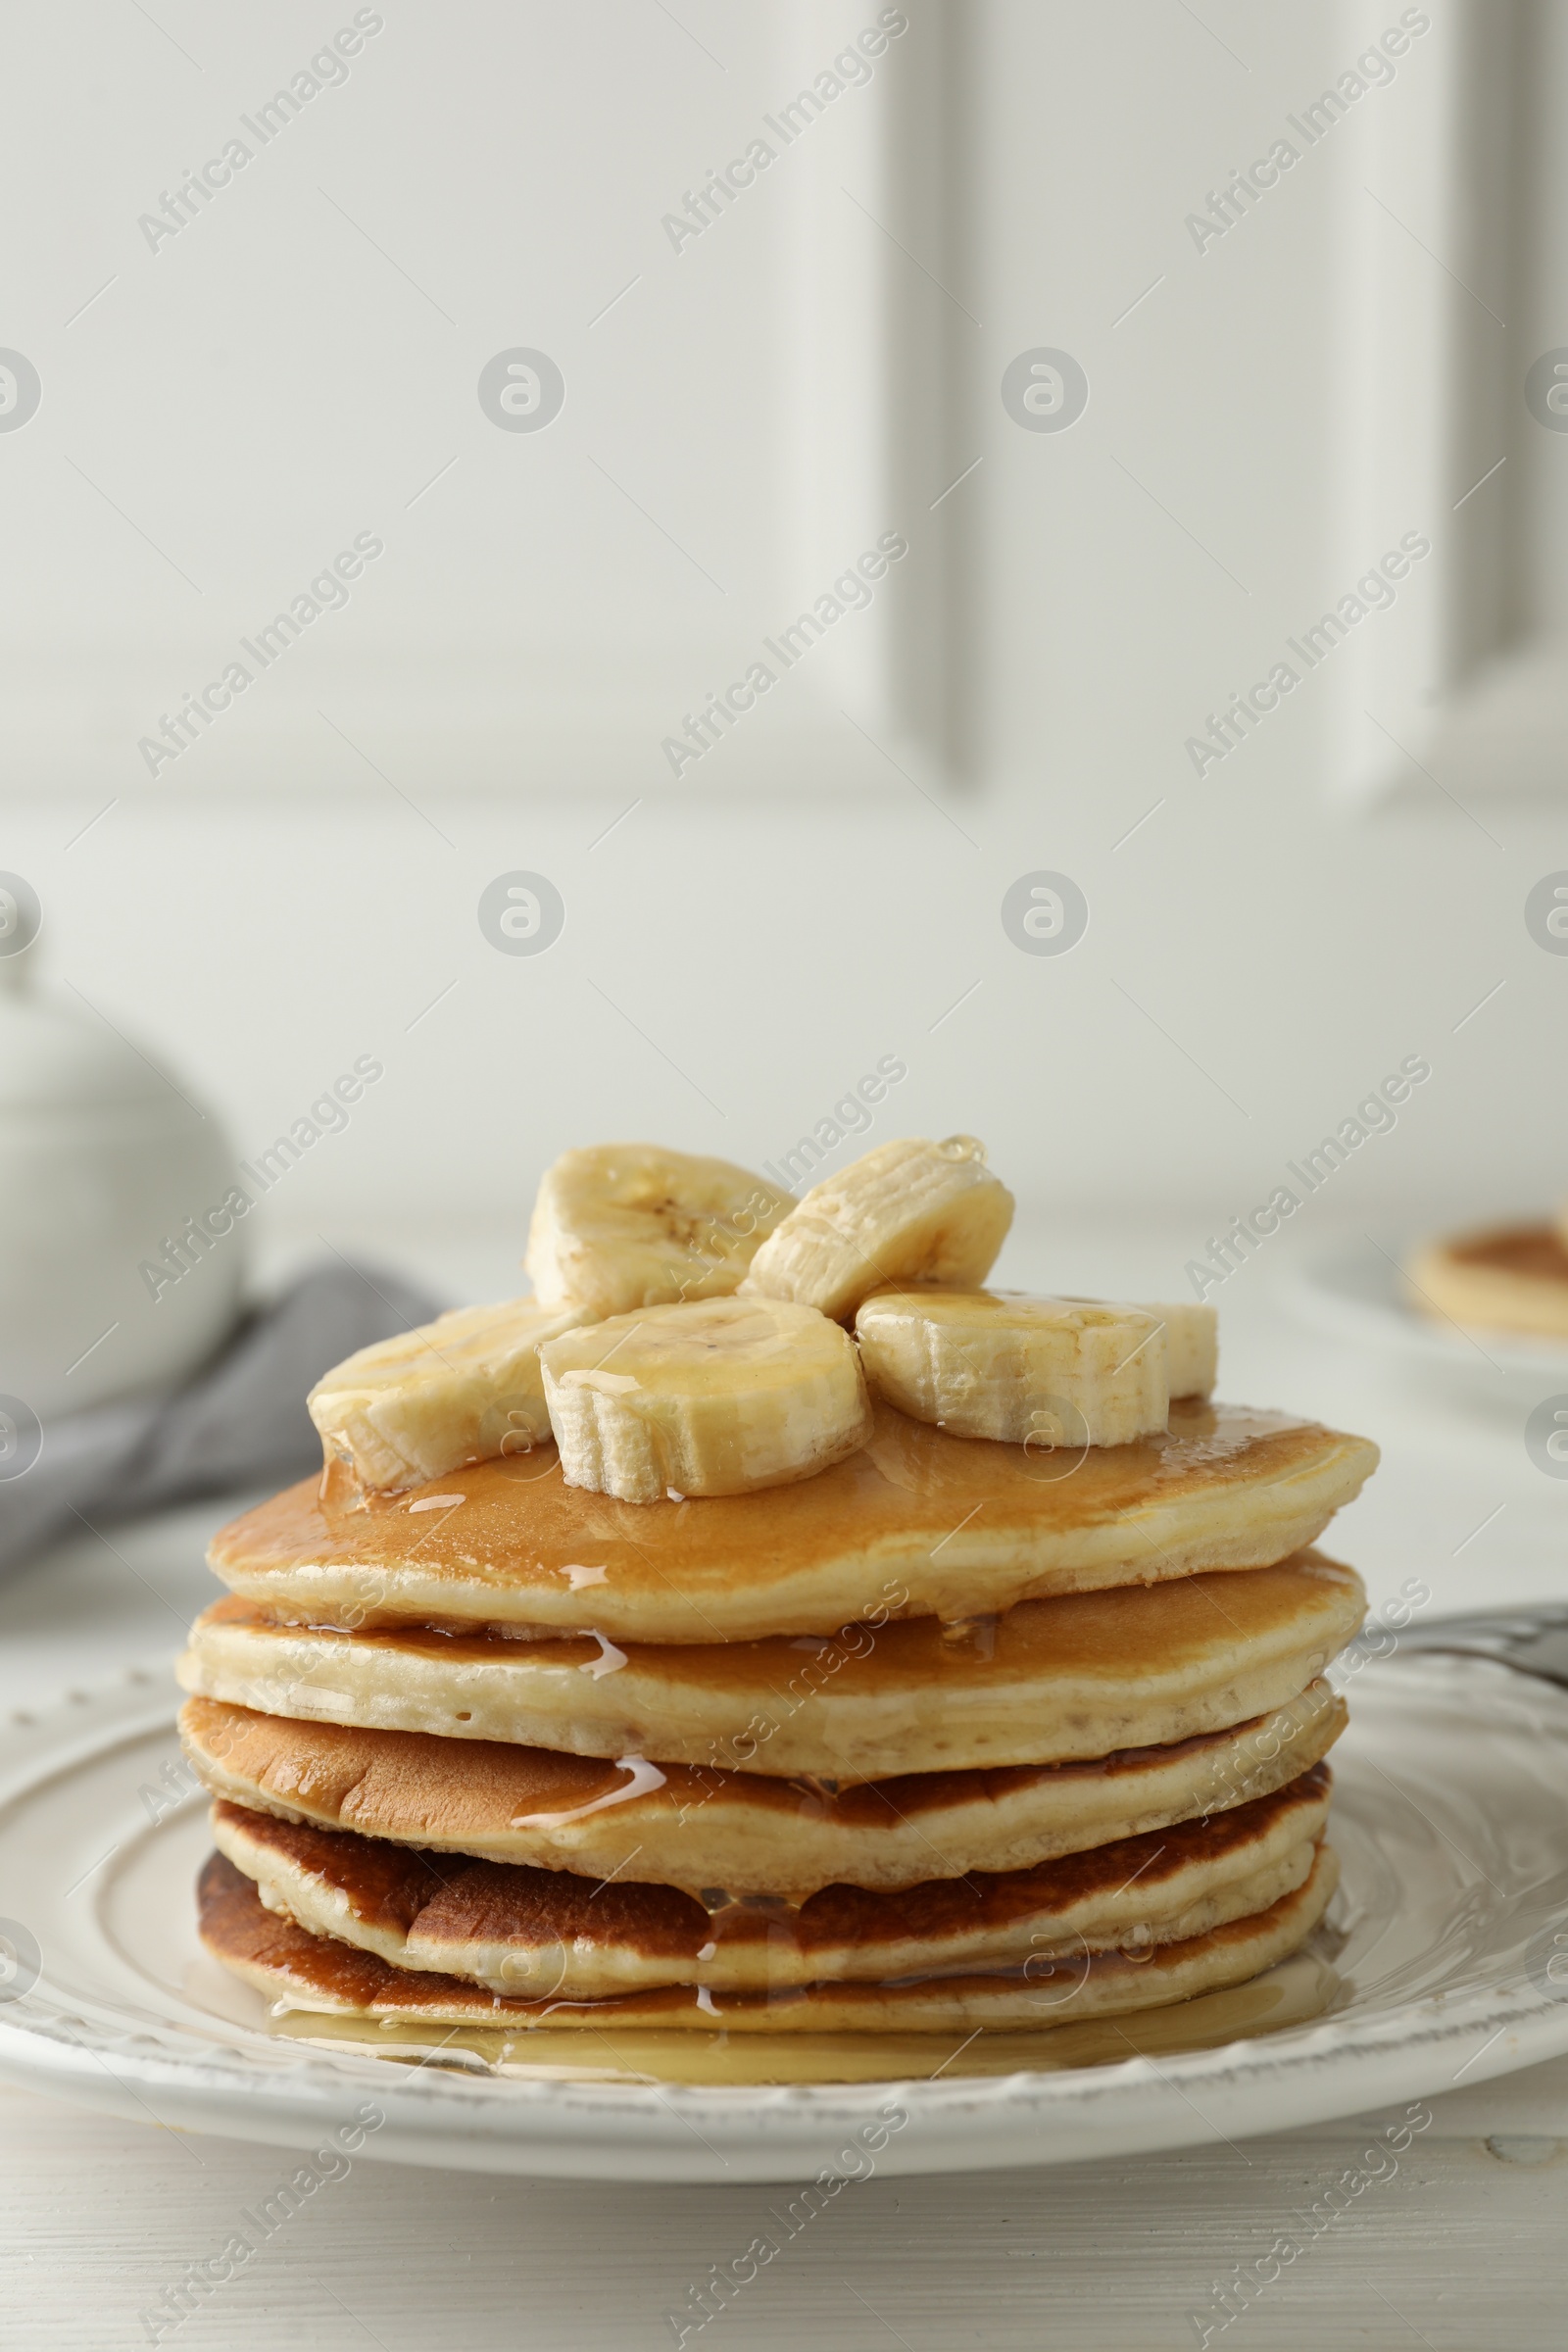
1408 1220 1568 1340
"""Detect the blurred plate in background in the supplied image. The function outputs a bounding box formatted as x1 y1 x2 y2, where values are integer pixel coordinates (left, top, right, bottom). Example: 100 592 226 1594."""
1275 1235 1568 1415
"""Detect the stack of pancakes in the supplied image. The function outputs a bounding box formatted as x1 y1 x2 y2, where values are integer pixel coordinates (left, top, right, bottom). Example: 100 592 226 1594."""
181 1394 1375 2039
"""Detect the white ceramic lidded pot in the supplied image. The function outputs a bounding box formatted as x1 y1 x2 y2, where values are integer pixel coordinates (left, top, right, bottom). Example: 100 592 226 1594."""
0 962 245 1419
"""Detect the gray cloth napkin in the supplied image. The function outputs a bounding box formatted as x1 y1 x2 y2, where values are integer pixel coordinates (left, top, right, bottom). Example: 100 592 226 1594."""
0 1260 441 1580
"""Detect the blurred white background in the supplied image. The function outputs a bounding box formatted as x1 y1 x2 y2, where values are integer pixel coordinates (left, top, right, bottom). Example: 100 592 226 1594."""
4 0 1567 1263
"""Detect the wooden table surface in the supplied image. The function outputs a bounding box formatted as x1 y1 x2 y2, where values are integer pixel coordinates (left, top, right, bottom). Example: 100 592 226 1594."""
2 1215 1564 2346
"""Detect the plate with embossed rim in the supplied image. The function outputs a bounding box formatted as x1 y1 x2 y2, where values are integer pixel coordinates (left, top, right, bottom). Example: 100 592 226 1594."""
2 1646 1567 2183
1275 1233 1568 1409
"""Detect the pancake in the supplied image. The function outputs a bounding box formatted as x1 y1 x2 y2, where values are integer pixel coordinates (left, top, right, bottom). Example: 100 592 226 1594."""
209 1766 1331 1998
1408 1223 1568 1339
198 1840 1339 2033
177 1553 1365 1784
207 1397 1378 1644
180 1680 1346 1896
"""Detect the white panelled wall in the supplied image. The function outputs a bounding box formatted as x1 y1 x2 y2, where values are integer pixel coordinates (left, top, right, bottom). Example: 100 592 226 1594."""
4 0 1565 1254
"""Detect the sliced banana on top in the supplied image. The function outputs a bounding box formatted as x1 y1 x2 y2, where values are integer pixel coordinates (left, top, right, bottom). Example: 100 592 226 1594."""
1129 1301 1217 1400
539 1297 872 1503
740 1137 1014 1323
308 1298 586 1493
525 1144 788 1322
855 1290 1169 1447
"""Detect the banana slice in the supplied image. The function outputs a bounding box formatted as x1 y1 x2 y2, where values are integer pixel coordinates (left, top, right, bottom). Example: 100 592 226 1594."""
740 1137 1014 1323
308 1298 584 1493
525 1144 788 1321
1058 1298 1217 1400
1133 1301 1217 1399
539 1297 871 1502
855 1290 1168 1447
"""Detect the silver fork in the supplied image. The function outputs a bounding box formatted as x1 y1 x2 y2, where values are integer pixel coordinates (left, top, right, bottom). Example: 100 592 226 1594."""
1344 1604 1568 1690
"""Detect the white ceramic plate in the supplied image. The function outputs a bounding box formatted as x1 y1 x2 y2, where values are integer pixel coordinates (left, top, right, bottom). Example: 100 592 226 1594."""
1275 1234 1568 1409
2 1653 1567 2183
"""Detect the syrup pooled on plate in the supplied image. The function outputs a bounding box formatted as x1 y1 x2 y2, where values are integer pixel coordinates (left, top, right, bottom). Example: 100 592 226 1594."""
263 1949 1342 2085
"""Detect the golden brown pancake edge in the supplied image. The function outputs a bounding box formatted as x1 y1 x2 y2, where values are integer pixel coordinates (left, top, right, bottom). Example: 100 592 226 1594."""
176 1552 1367 1781
197 1842 1340 2033
206 1398 1380 1642
208 1763 1332 1996
178 1680 1347 1894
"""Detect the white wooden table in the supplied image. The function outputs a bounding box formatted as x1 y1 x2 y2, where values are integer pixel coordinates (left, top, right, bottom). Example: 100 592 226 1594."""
2 1215 1564 2346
